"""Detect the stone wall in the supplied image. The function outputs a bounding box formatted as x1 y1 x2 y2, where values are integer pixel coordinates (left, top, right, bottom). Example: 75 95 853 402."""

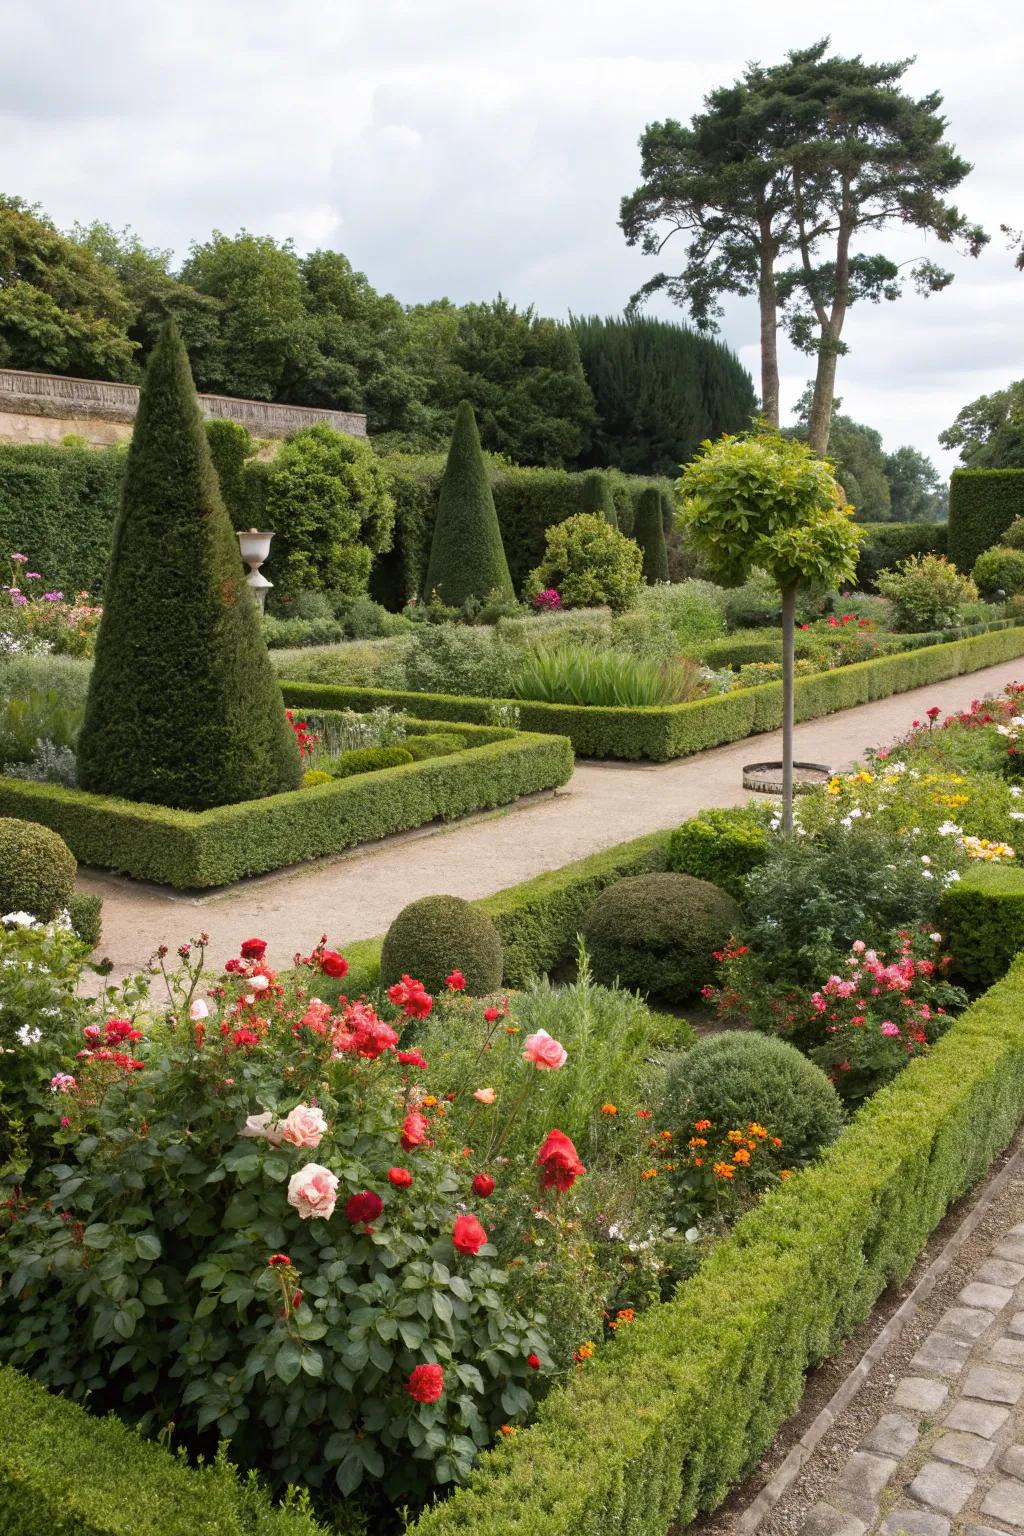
0 366 368 442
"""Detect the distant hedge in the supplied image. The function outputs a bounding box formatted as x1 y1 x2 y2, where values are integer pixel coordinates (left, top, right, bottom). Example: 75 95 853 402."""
948 469 1024 572
0 442 124 595
854 520 948 591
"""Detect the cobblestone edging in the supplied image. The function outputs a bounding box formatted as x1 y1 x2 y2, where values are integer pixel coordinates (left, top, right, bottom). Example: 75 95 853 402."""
799 1222 1024 1535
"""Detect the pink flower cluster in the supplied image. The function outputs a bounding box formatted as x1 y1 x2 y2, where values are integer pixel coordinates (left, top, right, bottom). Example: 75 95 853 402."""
532 588 562 611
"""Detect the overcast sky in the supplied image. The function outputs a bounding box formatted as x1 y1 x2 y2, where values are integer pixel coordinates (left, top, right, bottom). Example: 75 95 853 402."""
2 0 1021 474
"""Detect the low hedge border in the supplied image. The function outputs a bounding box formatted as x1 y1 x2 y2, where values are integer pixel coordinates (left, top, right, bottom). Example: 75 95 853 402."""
0 718 573 890
283 625 1024 762
410 953 1024 1536
939 862 1024 992
701 618 1014 672
0 1365 325 1536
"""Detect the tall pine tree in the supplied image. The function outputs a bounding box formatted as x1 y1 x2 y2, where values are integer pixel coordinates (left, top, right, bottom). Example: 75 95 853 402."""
424 400 514 605
76 320 301 810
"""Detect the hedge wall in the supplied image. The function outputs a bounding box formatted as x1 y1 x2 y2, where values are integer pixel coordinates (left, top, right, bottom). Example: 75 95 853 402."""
283 625 1024 762
853 520 948 591
948 469 1024 572
939 862 1024 992
702 618 1013 672
0 1366 324 1536
409 953 1024 1536
0 442 124 596
0 720 573 888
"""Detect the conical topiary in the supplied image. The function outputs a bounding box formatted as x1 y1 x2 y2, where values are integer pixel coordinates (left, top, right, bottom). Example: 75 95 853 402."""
635 486 669 583
659 489 676 535
580 470 618 529
76 321 301 811
424 401 515 606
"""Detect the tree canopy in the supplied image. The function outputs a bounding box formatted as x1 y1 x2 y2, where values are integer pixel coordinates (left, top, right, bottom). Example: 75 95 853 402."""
939 381 1024 470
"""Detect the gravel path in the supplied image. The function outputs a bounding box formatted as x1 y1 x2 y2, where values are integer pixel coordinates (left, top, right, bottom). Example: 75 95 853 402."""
76 659 1024 979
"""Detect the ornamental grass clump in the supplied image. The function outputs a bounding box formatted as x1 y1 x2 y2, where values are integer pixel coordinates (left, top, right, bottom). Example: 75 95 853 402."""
75 320 301 811
512 644 704 708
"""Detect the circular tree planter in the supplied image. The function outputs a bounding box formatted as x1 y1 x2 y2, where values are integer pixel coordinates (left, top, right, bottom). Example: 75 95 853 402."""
743 760 831 796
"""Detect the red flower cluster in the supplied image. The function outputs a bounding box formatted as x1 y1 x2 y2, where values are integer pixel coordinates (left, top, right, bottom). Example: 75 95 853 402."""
445 970 466 991
397 1048 429 1070
387 1167 413 1188
240 938 267 961
331 1000 399 1060
453 1213 487 1255
345 1190 383 1226
284 709 319 758
406 1362 444 1403
535 1129 585 1193
387 975 433 1019
401 1111 431 1151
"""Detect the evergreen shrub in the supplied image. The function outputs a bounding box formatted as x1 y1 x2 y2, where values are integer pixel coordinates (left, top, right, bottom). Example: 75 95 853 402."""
948 469 1024 572
666 806 771 898
633 486 669 582
424 402 514 606
581 871 740 1001
381 893 503 996
0 817 76 920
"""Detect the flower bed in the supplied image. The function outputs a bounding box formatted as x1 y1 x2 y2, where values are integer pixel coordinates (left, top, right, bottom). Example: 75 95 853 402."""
281 625 1024 761
0 716 573 887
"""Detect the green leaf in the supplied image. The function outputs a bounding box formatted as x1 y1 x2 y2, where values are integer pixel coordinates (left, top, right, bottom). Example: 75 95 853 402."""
112 1310 136 1340
398 1318 427 1350
263 1151 291 1182
335 1451 365 1496
134 1232 161 1261
432 1291 453 1324
193 1295 218 1320
275 1340 303 1385
299 1348 323 1378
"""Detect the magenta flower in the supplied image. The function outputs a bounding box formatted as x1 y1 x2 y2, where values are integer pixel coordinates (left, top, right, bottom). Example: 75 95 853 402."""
25 572 41 580
43 591 64 602
10 553 27 563
10 591 28 607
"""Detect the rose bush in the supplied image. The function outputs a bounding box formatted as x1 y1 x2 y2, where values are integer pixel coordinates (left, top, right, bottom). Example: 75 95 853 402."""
0 935 550 1518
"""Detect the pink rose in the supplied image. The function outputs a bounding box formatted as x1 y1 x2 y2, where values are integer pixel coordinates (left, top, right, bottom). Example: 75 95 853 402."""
280 1103 328 1149
522 1029 567 1071
287 1163 338 1220
474 1087 497 1104
239 1111 284 1146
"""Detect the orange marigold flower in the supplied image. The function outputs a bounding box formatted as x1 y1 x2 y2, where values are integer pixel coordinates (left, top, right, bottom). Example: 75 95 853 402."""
726 1129 745 1144
771 1136 783 1147
780 1169 792 1180
712 1161 735 1179
504 1025 521 1035
693 1157 703 1166
422 1095 438 1108
693 1119 712 1131
499 1424 516 1436
732 1148 751 1165
601 1103 618 1115
688 1136 707 1148
746 1140 758 1151
636 1108 652 1119
640 1167 658 1180
659 1130 672 1141
748 1123 768 1139
616 1308 635 1324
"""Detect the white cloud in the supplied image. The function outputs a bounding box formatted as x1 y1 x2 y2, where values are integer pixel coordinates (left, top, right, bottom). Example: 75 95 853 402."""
0 0 1021 473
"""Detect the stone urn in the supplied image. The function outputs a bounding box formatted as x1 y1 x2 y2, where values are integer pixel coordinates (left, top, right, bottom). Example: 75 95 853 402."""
237 529 274 612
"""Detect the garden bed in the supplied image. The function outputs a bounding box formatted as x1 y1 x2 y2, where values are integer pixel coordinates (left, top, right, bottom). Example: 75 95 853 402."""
281 625 1024 761
0 716 573 888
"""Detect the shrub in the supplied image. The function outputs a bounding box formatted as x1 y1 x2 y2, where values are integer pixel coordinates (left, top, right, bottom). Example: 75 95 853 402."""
633 487 669 582
634 580 724 650
948 468 1024 571
403 732 467 760
939 862 1024 992
666 806 771 898
75 321 302 811
261 424 396 604
972 545 1024 598
1003 516 1024 550
580 470 618 529
402 625 522 697
330 745 414 778
67 890 102 949
511 645 704 708
719 567 781 628
877 553 978 632
525 514 643 614
204 417 255 526
581 872 741 1002
346 595 412 639
381 894 503 996
664 1032 844 1167
0 817 76 920
0 442 124 598
302 768 333 786
854 521 947 591
0 688 83 768
424 402 515 606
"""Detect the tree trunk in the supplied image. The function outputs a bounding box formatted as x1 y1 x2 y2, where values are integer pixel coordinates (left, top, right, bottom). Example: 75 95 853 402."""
781 582 797 833
758 234 780 426
807 333 840 455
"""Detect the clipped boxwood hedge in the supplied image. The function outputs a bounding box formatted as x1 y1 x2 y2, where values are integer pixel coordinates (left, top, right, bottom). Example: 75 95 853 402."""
409 953 1024 1536
939 861 1024 992
949 468 1024 573
0 1366 324 1536
283 625 1024 762
0 719 573 889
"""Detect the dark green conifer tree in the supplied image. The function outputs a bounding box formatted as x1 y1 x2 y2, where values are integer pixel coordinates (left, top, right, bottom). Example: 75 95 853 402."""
76 320 301 810
423 400 514 605
580 469 618 528
634 486 669 582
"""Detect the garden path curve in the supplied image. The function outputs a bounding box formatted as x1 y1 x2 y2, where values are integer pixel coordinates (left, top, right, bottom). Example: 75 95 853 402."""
77 659 1024 981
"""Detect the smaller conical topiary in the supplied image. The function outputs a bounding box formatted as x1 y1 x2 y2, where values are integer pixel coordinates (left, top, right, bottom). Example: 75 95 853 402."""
76 320 301 811
580 470 618 529
635 486 669 582
424 401 514 606
659 489 676 535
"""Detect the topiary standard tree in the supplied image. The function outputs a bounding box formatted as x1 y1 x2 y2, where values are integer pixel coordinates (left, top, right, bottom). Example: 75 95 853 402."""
634 486 669 582
580 469 618 528
678 430 861 832
424 400 515 606
76 320 301 811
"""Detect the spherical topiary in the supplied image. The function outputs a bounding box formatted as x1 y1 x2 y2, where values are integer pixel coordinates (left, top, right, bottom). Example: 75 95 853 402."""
972 545 1024 599
0 818 77 922
1003 517 1024 551
381 894 504 997
664 1031 844 1165
666 806 772 899
581 872 741 1002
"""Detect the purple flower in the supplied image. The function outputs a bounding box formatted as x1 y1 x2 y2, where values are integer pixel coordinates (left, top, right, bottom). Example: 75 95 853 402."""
10 591 28 606
10 553 27 563
43 592 64 602
25 572 41 580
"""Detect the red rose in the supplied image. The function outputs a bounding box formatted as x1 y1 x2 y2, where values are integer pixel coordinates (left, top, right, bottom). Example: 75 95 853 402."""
535 1129 585 1193
397 1049 429 1069
471 1172 495 1198
445 970 466 991
406 1363 444 1403
345 1190 383 1225
240 938 267 961
401 1112 431 1151
319 949 349 979
526 1352 540 1370
387 975 433 1019
387 1167 413 1188
453 1213 487 1256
